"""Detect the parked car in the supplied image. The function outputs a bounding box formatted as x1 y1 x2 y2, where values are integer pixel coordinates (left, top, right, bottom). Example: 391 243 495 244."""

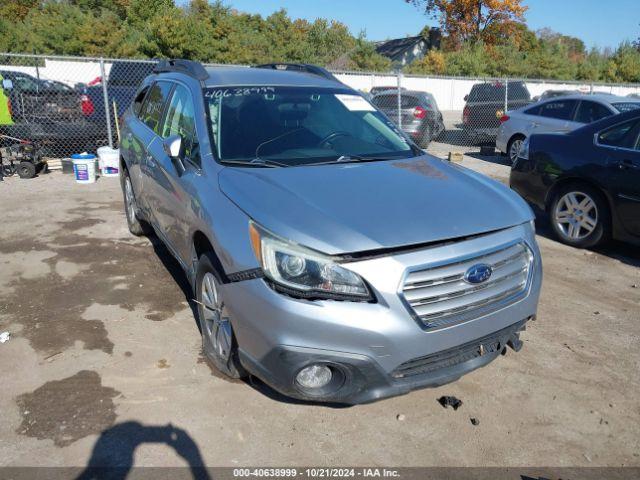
120 60 542 404
462 80 531 145
532 89 581 102
370 90 445 147
370 86 406 96
510 109 640 248
497 94 640 164
81 60 156 141
0 70 106 156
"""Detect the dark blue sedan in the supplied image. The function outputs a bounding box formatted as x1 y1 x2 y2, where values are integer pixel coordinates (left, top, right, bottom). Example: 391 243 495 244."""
510 109 640 248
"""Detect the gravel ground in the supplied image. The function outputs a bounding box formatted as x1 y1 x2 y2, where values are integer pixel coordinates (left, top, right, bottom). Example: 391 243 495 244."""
0 155 639 470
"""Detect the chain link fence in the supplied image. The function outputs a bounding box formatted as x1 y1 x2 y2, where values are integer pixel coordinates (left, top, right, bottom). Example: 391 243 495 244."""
2 52 640 171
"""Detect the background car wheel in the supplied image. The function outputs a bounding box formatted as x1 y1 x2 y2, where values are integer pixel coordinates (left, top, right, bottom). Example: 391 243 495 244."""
122 169 148 236
550 184 610 248
419 125 432 148
17 161 37 179
507 135 526 164
196 253 246 379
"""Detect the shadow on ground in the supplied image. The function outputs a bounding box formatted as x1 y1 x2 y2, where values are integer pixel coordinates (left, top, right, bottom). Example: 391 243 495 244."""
533 210 640 268
465 151 512 167
146 233 199 325
75 422 210 480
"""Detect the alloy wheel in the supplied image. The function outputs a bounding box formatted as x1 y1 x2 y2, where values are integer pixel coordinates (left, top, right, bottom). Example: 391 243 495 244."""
553 191 598 241
509 138 523 163
200 272 232 361
124 177 136 223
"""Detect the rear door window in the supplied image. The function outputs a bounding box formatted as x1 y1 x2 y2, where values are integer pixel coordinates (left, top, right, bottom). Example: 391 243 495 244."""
138 81 173 133
574 101 612 123
132 86 149 116
372 94 419 109
507 82 530 100
538 100 578 120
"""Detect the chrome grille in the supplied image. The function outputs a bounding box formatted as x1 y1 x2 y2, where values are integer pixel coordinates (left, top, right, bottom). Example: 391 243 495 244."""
401 242 533 328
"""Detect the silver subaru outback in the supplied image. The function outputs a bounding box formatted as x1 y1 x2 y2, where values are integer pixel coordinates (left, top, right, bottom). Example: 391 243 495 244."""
120 60 542 404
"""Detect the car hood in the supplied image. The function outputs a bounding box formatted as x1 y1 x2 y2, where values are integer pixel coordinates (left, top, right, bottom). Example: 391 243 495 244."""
218 155 533 255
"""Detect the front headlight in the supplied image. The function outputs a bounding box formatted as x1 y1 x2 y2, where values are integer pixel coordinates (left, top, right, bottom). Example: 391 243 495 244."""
249 221 372 301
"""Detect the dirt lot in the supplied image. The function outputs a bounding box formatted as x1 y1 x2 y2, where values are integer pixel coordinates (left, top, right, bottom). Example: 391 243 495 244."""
0 156 639 469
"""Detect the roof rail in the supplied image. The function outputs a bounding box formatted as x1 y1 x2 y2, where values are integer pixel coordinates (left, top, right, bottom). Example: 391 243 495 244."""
153 59 209 81
253 63 340 82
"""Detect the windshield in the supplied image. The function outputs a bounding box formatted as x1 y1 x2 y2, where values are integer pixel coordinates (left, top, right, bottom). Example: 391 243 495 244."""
205 86 414 166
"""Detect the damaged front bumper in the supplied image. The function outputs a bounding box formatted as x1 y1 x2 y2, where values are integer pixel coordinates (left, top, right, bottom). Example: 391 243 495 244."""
238 318 530 405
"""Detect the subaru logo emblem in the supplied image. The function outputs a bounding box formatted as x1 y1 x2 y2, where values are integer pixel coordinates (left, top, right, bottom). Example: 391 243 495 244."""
465 263 492 284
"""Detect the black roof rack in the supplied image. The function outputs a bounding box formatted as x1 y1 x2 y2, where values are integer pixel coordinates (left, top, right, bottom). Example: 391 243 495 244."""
253 63 340 82
153 59 209 82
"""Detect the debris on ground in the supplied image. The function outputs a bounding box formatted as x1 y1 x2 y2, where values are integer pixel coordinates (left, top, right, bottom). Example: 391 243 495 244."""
0 331 10 343
437 396 463 410
470 417 479 426
396 414 406 421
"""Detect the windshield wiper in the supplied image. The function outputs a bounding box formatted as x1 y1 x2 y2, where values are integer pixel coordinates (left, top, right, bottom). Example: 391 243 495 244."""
219 158 288 168
305 154 408 166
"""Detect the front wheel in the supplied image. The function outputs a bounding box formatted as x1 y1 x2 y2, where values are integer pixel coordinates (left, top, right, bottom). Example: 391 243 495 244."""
122 169 148 236
196 253 246 379
550 184 610 248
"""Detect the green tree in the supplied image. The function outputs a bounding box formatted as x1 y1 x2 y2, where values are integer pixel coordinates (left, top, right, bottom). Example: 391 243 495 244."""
607 42 640 83
0 0 40 21
445 41 494 76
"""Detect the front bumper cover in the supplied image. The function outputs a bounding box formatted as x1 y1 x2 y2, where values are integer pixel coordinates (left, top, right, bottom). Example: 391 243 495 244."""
239 318 529 405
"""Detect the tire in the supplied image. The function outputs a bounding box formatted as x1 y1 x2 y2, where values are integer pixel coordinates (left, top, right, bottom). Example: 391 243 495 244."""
418 125 432 149
549 183 610 248
507 134 526 165
17 161 36 179
122 169 148 236
196 253 246 379
1 162 16 177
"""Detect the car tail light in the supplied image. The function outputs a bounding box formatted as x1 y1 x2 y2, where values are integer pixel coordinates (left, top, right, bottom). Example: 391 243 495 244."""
7 97 12 118
413 106 427 119
81 94 94 116
463 106 470 124
499 114 510 123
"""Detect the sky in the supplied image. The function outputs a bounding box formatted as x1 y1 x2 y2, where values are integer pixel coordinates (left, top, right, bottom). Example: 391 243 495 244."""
220 0 640 50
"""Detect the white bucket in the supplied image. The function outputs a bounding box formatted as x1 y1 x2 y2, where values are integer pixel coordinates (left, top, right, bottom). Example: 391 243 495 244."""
97 146 120 177
71 153 97 184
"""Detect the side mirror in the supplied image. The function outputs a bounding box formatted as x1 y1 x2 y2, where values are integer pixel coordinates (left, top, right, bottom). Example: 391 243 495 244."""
2 79 13 90
464 94 469 101
162 134 186 174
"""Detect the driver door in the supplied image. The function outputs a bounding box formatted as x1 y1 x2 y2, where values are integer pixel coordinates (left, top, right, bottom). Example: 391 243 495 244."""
147 83 201 263
600 120 640 237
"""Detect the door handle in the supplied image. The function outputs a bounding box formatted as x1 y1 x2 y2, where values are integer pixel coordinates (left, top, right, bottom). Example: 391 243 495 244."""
617 159 639 170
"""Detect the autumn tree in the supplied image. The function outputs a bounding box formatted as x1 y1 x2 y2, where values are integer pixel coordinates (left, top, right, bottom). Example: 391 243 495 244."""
406 0 527 46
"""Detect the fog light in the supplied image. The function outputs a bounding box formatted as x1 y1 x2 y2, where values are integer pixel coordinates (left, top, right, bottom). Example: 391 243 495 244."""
296 364 332 389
